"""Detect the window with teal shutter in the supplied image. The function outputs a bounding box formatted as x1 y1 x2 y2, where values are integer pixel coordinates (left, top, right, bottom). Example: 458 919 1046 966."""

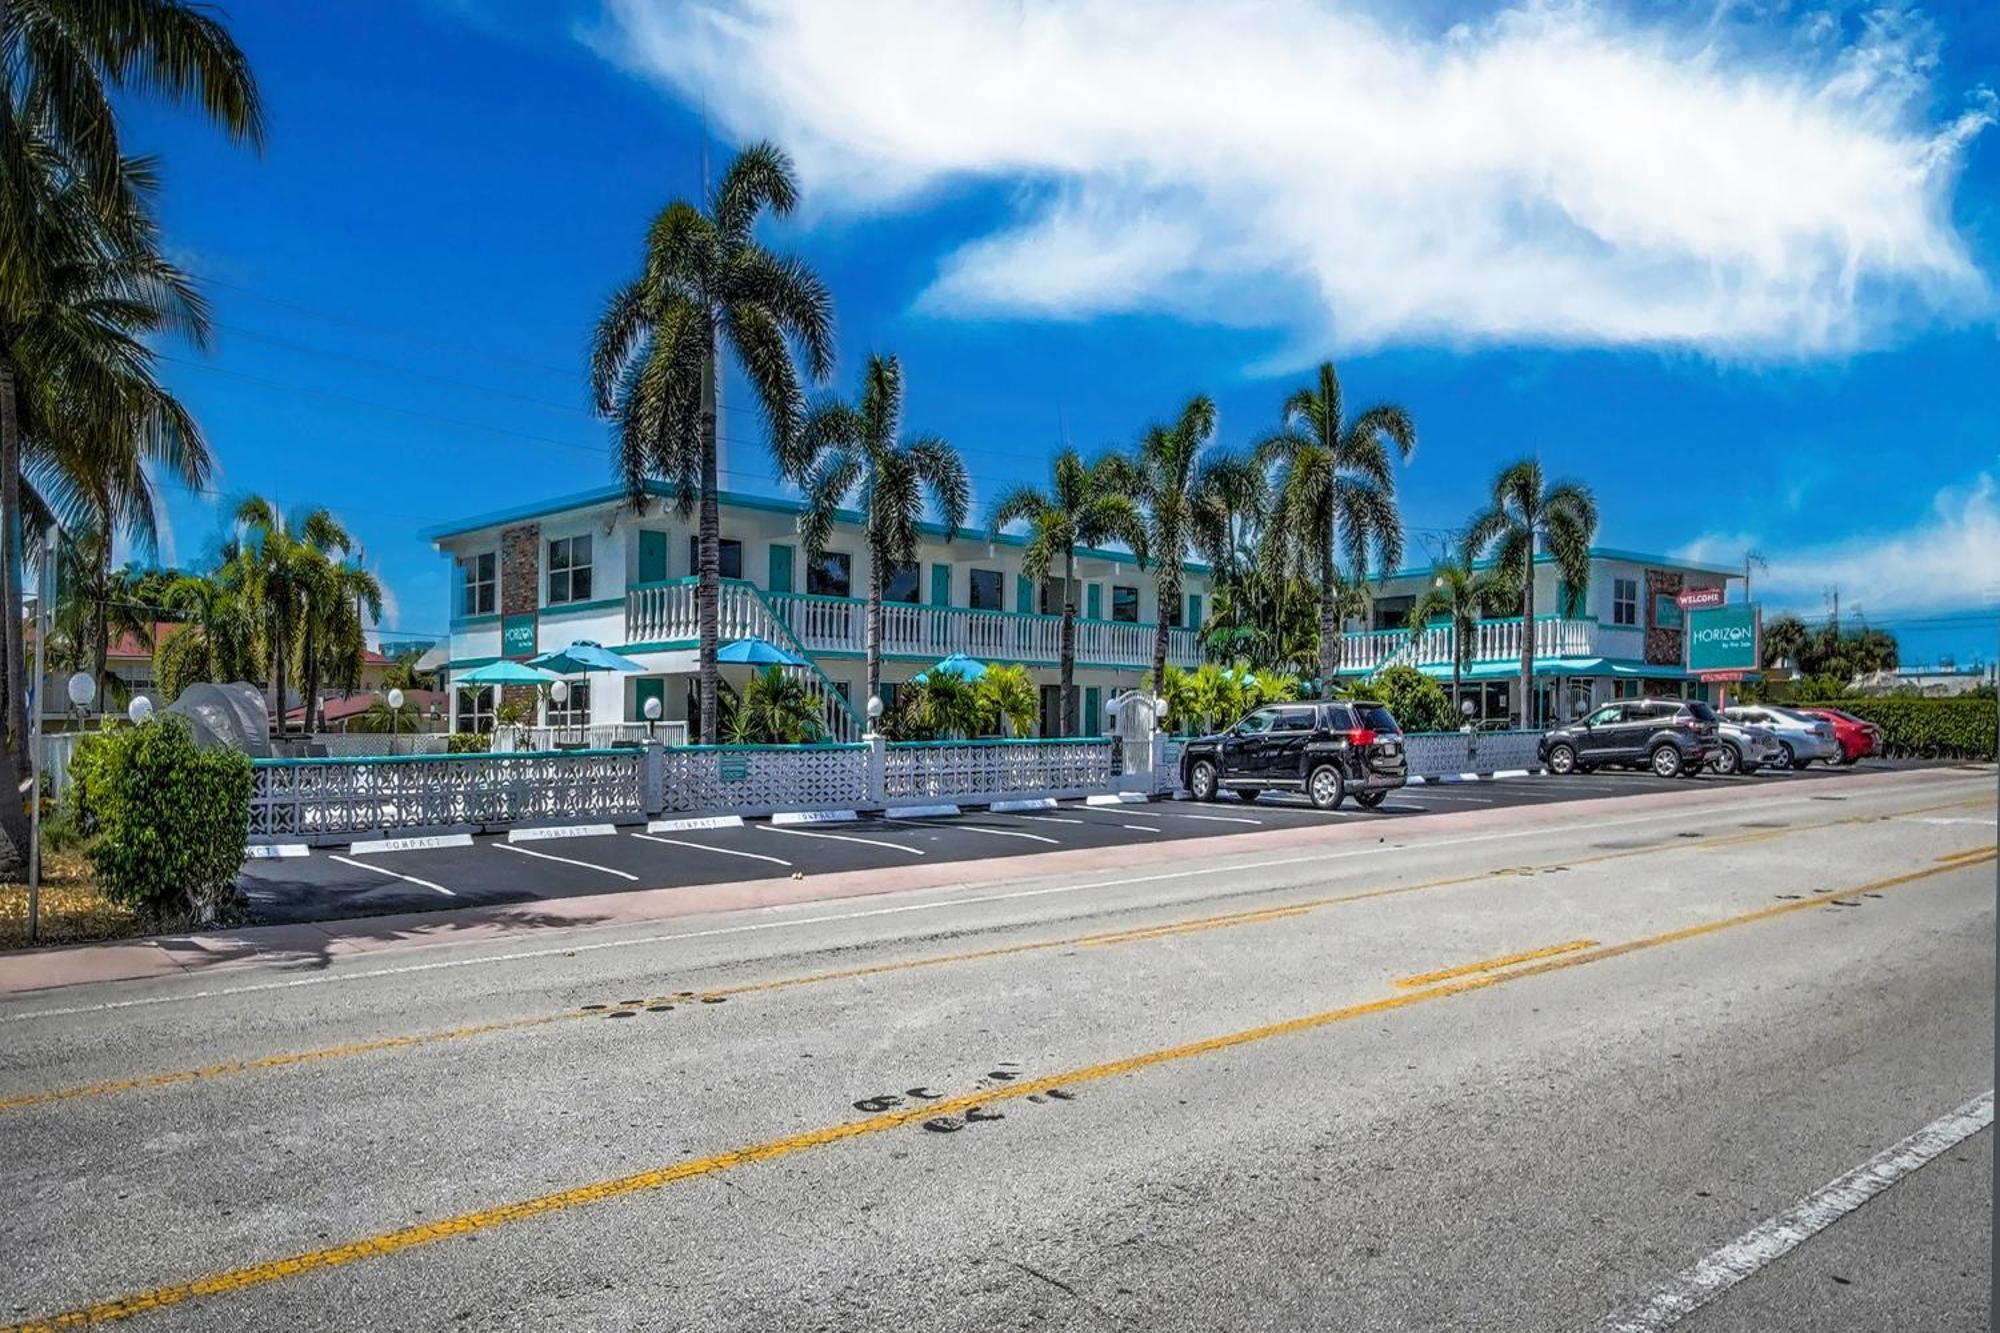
930 563 952 606
1084 686 1102 735
637 531 668 585
1085 584 1101 619
1017 573 1033 613
1186 592 1203 628
769 543 794 594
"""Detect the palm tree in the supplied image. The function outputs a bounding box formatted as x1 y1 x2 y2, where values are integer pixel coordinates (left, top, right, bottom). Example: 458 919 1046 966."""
1406 557 1510 717
727 666 823 745
975 663 1037 738
1130 394 1220 688
299 555 382 725
50 538 155 710
787 354 968 709
988 449 1147 736
590 141 835 745
1461 458 1598 729
1256 361 1416 693
153 569 260 703
233 498 373 735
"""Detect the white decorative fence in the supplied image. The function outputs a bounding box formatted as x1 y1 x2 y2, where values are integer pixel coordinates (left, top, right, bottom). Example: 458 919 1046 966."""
884 739 1118 805
655 744 872 818
1397 729 1544 778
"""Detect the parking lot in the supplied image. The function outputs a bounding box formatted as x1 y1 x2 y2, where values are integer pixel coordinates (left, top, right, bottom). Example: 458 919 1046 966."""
235 760 1927 925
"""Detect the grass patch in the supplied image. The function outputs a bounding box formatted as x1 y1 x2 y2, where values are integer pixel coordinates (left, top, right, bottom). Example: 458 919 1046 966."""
0 850 144 951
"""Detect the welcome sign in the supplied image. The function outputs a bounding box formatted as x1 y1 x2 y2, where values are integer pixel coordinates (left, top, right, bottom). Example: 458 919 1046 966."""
1687 603 1760 674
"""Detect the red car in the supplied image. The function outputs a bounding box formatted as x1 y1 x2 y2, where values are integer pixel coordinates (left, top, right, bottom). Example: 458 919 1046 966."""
1799 708 1882 765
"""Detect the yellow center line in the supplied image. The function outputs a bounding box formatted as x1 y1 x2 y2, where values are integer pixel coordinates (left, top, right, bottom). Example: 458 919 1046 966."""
1393 938 1599 988
3 794 1987 1117
11 848 1988 1333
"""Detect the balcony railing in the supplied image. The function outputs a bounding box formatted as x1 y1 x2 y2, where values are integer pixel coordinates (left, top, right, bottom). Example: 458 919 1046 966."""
627 577 1199 673
1336 616 1626 675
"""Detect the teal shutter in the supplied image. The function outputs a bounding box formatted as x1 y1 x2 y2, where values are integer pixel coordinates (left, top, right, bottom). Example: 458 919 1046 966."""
1085 584 1101 619
638 531 668 584
930 562 952 606
1017 573 1033 613
1187 593 1203 628
1084 685 1102 736
769 543 794 594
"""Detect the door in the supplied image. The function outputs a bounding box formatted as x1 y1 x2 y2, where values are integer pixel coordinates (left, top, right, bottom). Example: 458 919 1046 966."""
1264 705 1319 781
1575 703 1625 762
1083 685 1102 737
638 531 668 585
1600 702 1657 760
1220 707 1278 780
769 543 795 594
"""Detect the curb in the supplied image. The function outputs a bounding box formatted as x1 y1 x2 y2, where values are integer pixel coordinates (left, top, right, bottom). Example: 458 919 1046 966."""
1406 769 1545 786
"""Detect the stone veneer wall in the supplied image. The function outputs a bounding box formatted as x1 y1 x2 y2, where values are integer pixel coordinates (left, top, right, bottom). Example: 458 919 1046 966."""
1644 568 1683 666
500 521 540 715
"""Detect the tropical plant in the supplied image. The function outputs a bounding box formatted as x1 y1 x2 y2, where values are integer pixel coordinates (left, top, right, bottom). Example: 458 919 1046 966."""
230 497 375 734
1256 361 1416 692
589 141 835 745
378 651 436 693
44 525 155 708
975 663 1037 738
989 448 1146 736
1243 669 1304 708
1406 558 1511 716
726 666 824 745
152 570 260 703
1127 393 1220 686
1359 663 1456 735
1188 446 1268 590
1761 614 1810 672
1460 458 1597 729
80 715 251 922
788 354 968 709
348 696 424 736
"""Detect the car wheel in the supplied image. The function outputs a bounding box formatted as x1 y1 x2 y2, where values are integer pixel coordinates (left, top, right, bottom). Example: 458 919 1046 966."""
1354 789 1387 809
1308 764 1346 811
1546 742 1577 775
1771 744 1795 771
1189 760 1218 802
1650 744 1684 779
1235 787 1262 804
1710 744 1740 776
1841 753 1860 766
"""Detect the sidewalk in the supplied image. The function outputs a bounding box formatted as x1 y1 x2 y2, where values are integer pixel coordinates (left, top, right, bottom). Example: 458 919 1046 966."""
0 766 1977 998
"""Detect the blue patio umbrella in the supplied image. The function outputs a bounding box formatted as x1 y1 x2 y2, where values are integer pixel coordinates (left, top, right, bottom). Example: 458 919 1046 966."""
454 659 562 687
716 636 806 667
912 653 988 685
529 640 647 676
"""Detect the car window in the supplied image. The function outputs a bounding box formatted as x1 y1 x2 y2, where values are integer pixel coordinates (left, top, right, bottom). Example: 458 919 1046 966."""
1352 703 1401 735
1584 705 1621 727
1234 709 1277 736
1271 707 1317 732
1320 703 1355 730
1683 701 1719 723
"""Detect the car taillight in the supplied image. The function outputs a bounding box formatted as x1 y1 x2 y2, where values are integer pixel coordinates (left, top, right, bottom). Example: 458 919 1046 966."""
1347 728 1376 746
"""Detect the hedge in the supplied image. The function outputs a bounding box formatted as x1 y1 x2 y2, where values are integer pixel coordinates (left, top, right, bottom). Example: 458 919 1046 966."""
1357 665 1458 735
1819 697 1997 760
82 716 253 920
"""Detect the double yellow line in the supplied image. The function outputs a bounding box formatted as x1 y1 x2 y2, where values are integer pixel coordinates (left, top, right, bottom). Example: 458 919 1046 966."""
11 847 1989 1333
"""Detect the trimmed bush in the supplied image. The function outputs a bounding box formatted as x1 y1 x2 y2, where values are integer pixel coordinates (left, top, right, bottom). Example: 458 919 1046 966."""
1821 697 1996 760
83 717 252 920
1358 664 1457 735
446 732 490 754
61 729 116 838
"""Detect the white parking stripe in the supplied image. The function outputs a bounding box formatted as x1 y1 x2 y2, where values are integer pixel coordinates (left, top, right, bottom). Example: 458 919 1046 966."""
1599 1090 1994 1331
494 842 639 880
758 825 926 856
327 854 456 897
1014 815 1088 825
630 833 794 867
1393 791 1496 803
881 818 1059 845
1121 824 1165 833
1155 811 1262 825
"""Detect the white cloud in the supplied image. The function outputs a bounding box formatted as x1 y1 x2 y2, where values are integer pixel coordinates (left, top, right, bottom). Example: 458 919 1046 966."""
1678 473 2000 617
592 0 1992 357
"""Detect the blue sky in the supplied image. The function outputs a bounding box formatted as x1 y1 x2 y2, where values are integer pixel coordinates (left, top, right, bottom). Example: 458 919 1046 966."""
120 0 1999 666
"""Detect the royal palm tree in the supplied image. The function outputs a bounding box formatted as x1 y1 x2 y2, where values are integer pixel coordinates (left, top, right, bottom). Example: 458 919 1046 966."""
1406 557 1509 717
787 354 968 709
1129 393 1219 688
233 498 373 735
1189 446 1267 591
153 568 260 703
988 449 1147 737
590 141 835 744
1460 458 1598 729
1256 362 1416 693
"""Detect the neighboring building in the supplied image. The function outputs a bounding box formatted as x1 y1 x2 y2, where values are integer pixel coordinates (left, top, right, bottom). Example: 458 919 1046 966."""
1850 664 1995 697
1331 549 1743 727
287 688 449 732
424 483 1212 740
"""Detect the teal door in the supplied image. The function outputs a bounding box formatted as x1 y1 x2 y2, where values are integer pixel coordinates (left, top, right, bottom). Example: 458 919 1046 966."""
930 562 952 605
1085 584 1101 620
769 543 795 594
1186 592 1203 628
633 677 665 723
638 531 668 584
1017 573 1034 613
1084 685 1102 736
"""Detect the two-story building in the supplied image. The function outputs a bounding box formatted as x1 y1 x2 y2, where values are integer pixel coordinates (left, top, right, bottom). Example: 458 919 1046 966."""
1329 548 1744 727
424 483 1210 741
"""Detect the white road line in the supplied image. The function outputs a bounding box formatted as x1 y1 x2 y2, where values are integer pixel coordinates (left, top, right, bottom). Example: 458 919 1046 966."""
1014 815 1088 825
1121 823 1165 833
327 855 456 897
758 825 925 856
6 782 1980 1023
881 818 1059 845
494 842 639 880
1393 791 1496 804
630 833 793 868
1156 811 1262 825
1599 1090 1995 1331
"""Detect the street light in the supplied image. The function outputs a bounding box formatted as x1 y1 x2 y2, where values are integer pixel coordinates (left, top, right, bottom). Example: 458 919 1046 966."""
865 694 884 738
387 687 405 755
642 693 662 741
66 671 95 729
127 696 154 725
549 679 570 746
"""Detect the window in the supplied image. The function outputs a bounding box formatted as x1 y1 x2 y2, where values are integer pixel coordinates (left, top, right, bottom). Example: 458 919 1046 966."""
1271 707 1317 732
1040 576 1080 615
968 569 1003 611
687 536 743 580
546 680 590 729
1612 577 1639 626
807 551 852 597
1683 700 1719 723
1167 595 1185 629
883 562 920 604
546 535 593 605
1352 702 1402 735
1111 585 1139 623
460 552 496 617
455 686 495 734
1584 705 1622 727
1234 708 1278 735
1654 593 1683 629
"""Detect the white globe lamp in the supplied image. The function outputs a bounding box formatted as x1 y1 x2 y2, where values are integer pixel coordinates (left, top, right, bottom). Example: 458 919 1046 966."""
127 696 154 724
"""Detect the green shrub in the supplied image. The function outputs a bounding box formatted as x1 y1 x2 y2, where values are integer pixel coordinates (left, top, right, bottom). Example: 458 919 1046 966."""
1820 697 1996 760
1358 664 1457 734
62 730 117 838
83 717 252 920
446 732 490 754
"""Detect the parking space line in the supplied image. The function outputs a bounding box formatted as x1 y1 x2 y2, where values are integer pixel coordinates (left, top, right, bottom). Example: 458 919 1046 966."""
1120 823 1165 833
494 843 639 880
327 855 456 897
630 834 793 868
758 825 926 856
880 818 1059 845
1014 814 1088 825
1394 791 1496 803
1154 811 1262 825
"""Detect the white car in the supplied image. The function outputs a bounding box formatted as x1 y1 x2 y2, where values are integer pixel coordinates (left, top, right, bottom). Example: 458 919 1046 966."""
1721 706 1842 769
1708 719 1785 775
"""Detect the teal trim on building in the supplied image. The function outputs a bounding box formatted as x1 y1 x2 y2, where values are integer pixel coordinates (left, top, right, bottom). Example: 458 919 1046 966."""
448 613 501 630
540 597 623 618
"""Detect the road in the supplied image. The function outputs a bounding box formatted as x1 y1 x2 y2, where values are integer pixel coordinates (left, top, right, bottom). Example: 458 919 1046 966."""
1 764 1992 1331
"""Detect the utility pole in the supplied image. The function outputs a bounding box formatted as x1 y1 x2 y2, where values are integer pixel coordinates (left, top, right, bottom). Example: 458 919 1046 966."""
1743 550 1766 604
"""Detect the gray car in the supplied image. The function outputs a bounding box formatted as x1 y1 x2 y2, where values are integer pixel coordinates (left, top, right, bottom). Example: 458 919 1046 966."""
1721 706 1842 769
1709 719 1784 775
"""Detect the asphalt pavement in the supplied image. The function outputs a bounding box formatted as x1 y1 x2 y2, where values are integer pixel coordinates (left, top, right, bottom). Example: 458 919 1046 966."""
0 762 1991 1331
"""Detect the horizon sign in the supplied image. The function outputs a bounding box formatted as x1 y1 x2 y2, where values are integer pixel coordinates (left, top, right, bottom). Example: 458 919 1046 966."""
1686 604 1760 675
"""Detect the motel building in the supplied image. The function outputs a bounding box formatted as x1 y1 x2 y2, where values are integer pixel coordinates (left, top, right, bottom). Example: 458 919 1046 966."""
1329 549 1746 727
425 483 1212 743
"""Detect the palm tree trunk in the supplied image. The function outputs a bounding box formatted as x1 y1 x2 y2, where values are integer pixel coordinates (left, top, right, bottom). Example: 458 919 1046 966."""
865 547 883 716
1152 573 1172 692
0 356 29 873
696 345 721 746
1060 551 1077 737
1317 542 1337 693
1519 574 1535 730
300 620 320 736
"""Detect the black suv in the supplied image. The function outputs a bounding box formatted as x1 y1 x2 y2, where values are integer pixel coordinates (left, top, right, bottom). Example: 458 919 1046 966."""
1539 697 1719 779
1180 699 1408 810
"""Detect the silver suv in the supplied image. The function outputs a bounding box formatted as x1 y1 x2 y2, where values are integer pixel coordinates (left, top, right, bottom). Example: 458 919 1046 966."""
1721 706 1841 769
